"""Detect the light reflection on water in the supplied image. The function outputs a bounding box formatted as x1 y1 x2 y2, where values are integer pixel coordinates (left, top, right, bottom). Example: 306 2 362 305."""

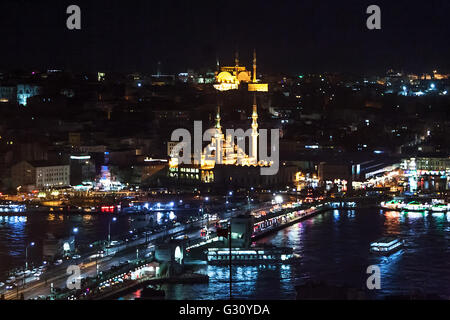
158 209 449 300
153 263 295 300
1 209 449 299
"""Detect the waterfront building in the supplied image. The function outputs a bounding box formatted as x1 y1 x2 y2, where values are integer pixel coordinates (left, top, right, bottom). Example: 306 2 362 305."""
167 89 295 188
11 160 70 190
401 156 450 191
403 156 450 172
318 161 351 192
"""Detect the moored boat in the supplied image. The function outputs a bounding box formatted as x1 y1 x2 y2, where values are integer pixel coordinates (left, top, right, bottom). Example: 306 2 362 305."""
381 199 449 213
0 203 27 215
207 246 296 265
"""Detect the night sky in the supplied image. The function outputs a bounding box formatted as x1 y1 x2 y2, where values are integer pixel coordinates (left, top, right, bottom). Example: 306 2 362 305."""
0 0 449 74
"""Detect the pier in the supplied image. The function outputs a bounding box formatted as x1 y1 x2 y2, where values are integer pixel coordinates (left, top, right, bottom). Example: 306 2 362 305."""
251 203 331 240
185 201 335 253
186 196 385 253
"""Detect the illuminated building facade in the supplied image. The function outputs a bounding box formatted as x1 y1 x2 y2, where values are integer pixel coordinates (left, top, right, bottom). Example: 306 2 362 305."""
1 84 43 105
167 51 297 188
11 160 70 190
401 157 450 191
168 92 296 188
169 92 268 176
17 84 41 106
214 50 268 92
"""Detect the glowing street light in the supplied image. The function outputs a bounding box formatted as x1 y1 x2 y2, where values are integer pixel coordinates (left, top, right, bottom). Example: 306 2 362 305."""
108 217 118 250
25 241 35 270
72 227 79 254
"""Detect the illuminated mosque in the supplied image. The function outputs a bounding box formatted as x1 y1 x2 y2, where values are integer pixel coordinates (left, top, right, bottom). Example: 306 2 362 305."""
168 93 270 177
200 94 264 169
213 50 268 92
167 51 296 188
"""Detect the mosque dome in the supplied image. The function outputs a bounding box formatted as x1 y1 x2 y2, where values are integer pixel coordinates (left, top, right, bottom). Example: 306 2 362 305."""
217 71 234 83
237 71 251 82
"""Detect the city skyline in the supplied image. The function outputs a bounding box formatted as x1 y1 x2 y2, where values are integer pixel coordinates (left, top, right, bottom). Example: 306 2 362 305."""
0 0 449 308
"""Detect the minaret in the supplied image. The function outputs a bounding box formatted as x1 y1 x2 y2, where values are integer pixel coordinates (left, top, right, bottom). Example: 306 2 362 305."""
251 93 258 163
234 50 239 78
215 104 222 132
214 104 223 164
252 49 257 83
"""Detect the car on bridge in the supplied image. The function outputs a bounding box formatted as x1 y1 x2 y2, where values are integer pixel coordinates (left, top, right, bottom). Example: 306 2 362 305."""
5 283 16 290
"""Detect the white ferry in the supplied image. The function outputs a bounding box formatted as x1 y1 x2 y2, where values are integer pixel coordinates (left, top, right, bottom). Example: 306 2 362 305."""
370 237 404 255
380 200 449 213
206 246 295 265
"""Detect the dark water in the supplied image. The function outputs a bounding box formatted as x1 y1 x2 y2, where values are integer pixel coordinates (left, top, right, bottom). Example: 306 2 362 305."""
155 209 450 299
0 210 187 276
2 209 449 299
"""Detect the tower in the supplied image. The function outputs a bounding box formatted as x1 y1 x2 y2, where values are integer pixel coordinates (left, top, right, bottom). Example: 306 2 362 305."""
252 49 257 83
251 93 258 163
215 104 221 131
214 104 224 164
234 50 239 77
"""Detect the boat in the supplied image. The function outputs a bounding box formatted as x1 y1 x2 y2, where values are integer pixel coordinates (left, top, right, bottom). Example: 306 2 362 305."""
404 201 428 212
206 246 295 265
0 203 27 215
381 199 449 213
370 236 404 255
431 203 450 212
380 199 404 210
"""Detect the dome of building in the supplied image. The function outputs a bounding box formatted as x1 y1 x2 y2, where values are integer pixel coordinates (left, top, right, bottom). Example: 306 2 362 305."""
217 71 234 83
237 71 251 82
